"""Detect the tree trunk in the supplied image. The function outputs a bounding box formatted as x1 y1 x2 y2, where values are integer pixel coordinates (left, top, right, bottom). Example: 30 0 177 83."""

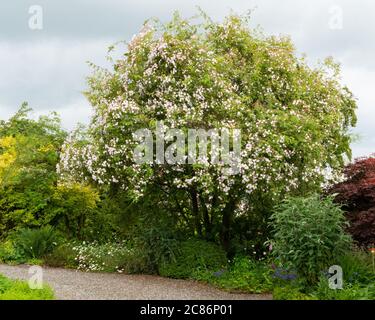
200 195 213 240
190 189 202 236
220 199 236 255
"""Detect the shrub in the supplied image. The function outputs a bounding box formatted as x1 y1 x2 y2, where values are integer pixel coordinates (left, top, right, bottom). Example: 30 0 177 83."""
270 195 352 284
0 274 54 300
329 156 375 247
0 240 22 263
44 243 78 268
0 104 66 237
11 226 60 260
133 215 181 273
337 250 375 285
313 276 375 300
72 241 139 273
46 183 99 240
158 239 227 279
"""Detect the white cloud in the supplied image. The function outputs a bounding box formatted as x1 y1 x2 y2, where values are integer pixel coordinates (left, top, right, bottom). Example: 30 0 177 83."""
341 66 375 158
0 0 374 157
0 39 113 114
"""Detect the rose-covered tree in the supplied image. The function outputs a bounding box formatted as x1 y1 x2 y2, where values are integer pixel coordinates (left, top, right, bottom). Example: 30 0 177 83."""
58 14 357 252
329 156 375 247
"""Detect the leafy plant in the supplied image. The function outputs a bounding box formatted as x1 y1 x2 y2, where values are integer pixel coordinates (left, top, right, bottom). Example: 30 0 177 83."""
269 195 352 284
337 250 375 285
272 286 315 300
195 256 274 294
72 240 137 273
0 103 66 236
11 226 60 260
158 238 227 279
0 240 23 263
313 276 375 300
133 217 181 273
44 243 78 268
46 183 99 239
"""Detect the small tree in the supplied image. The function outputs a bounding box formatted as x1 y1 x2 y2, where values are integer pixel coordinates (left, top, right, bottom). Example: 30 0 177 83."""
47 183 99 239
59 13 357 252
0 104 66 235
329 156 375 247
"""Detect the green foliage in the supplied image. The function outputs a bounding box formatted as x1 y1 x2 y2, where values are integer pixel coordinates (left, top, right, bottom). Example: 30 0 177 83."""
0 104 66 235
272 286 316 300
271 250 375 300
0 240 22 263
195 256 274 294
0 274 54 300
46 183 99 239
132 213 182 273
270 195 352 284
313 277 375 300
60 12 357 253
26 258 44 265
44 243 78 268
337 250 375 285
0 106 104 242
11 226 60 260
158 238 227 279
82 195 121 243
72 241 144 273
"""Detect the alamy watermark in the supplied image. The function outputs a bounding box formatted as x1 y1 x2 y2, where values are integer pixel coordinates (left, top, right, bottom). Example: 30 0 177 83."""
28 265 44 289
328 5 344 30
28 5 43 30
328 265 343 290
132 121 241 175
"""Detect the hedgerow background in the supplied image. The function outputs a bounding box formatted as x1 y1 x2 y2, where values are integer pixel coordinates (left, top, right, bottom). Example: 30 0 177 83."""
0 13 374 300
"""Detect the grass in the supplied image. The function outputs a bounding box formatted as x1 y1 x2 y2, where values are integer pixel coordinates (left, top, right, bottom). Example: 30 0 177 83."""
0 274 54 300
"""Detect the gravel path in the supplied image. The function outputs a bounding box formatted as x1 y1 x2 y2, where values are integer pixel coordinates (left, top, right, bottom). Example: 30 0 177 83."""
0 264 272 300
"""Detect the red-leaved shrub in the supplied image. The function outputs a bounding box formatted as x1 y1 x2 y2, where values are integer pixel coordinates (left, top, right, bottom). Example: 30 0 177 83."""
329 156 375 247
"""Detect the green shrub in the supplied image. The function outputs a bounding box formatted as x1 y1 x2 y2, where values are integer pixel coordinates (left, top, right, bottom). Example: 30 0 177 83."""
44 243 78 268
0 240 22 263
72 241 138 273
0 274 54 300
0 104 66 238
195 256 274 294
269 195 352 284
11 226 60 260
46 183 99 240
337 250 375 285
158 239 227 279
130 211 182 273
313 276 375 300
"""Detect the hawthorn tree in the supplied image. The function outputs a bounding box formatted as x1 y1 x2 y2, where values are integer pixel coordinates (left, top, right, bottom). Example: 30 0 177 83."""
329 156 375 247
59 14 357 252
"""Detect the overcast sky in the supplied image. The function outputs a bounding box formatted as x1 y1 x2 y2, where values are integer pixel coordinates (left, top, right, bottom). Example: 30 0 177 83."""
0 0 374 158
